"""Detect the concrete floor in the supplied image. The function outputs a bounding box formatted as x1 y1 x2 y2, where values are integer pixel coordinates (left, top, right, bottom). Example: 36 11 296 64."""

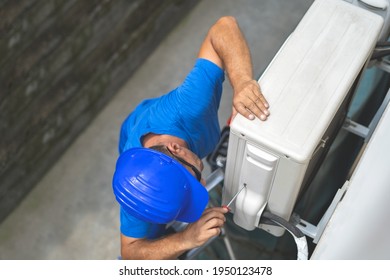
0 0 313 260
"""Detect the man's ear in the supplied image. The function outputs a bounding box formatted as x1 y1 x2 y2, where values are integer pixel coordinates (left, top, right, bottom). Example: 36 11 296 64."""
166 142 181 155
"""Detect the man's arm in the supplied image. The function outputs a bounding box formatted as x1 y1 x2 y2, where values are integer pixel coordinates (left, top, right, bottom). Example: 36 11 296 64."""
198 16 270 121
121 207 227 259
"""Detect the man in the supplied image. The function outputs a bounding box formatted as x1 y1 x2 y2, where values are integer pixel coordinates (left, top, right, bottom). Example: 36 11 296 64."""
112 16 269 259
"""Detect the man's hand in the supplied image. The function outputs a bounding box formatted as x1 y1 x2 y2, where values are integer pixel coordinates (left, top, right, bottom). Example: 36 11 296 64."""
232 79 269 121
120 207 228 259
180 207 228 248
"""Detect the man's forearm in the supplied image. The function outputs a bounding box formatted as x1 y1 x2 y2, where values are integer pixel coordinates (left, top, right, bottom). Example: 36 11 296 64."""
208 16 253 90
121 207 227 260
121 231 190 260
199 16 269 120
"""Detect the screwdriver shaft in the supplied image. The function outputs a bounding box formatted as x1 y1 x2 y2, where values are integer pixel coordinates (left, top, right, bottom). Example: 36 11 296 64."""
226 184 246 208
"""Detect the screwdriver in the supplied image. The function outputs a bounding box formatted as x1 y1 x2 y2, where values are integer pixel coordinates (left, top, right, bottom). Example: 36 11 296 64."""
222 184 246 211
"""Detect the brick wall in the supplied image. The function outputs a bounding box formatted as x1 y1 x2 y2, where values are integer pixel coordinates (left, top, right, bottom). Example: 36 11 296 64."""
0 0 198 223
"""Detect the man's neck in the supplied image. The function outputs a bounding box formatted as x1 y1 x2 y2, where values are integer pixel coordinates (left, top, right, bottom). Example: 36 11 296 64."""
142 133 188 148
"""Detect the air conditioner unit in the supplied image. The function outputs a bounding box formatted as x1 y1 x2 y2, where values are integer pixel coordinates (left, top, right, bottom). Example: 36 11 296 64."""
222 0 383 236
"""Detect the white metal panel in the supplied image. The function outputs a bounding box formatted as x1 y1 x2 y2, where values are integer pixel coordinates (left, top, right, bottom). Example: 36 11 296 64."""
311 103 390 259
223 0 384 235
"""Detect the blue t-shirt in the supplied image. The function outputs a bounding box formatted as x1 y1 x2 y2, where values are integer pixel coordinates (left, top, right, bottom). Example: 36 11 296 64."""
118 58 225 238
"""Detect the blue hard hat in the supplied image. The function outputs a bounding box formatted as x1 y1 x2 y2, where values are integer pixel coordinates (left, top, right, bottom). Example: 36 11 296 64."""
112 147 209 224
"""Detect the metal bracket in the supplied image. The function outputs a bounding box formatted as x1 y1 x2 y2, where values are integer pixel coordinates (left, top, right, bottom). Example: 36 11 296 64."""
295 180 349 244
376 57 390 73
342 87 390 140
342 118 370 138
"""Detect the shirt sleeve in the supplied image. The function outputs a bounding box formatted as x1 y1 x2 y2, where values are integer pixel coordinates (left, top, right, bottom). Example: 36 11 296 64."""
120 207 166 239
176 58 225 119
120 207 151 238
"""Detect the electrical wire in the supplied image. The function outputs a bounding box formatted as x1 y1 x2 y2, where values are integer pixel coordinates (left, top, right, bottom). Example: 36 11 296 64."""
260 211 308 260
